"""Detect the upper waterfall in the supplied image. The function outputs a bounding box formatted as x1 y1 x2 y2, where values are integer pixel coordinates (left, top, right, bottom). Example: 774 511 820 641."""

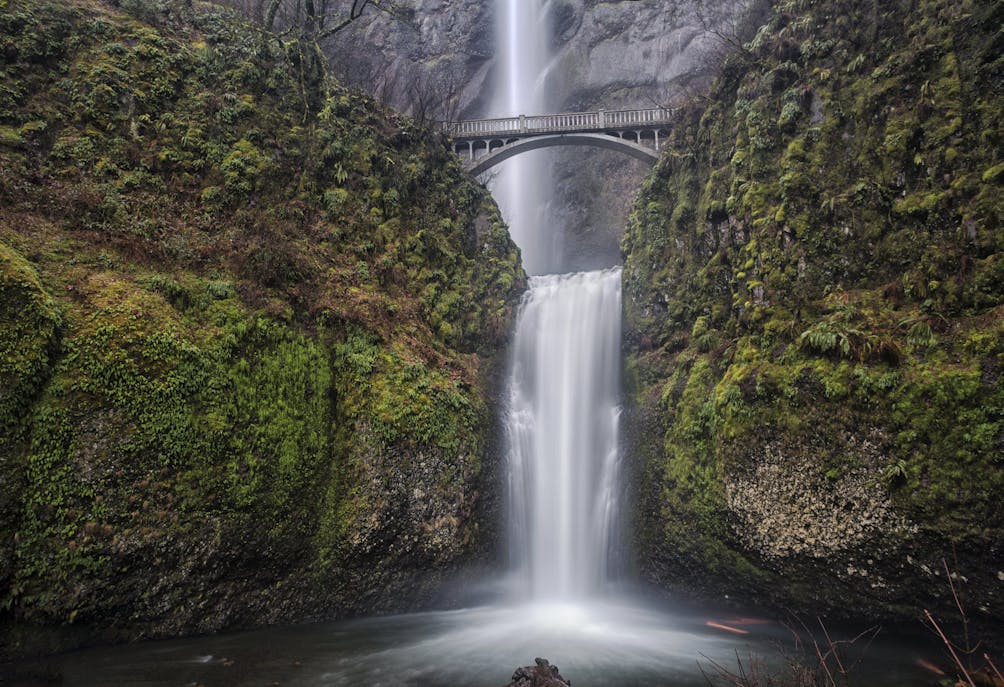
489 0 556 276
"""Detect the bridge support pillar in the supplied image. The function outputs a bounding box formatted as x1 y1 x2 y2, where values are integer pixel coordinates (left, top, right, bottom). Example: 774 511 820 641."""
599 109 606 128
520 114 527 133
654 130 659 150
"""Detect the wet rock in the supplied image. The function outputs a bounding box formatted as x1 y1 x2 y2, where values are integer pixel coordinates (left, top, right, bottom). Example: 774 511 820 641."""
723 439 917 563
503 658 571 687
619 0 1004 635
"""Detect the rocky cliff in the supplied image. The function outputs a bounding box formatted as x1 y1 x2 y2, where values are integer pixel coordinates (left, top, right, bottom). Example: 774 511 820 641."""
328 0 747 272
0 0 523 657
329 0 736 119
622 0 1003 628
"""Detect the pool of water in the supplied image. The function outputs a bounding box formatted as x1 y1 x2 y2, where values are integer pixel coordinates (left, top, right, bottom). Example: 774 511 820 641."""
19 596 943 686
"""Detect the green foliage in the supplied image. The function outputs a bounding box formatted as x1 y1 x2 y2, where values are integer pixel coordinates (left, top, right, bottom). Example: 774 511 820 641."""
0 240 63 608
622 0 1004 617
0 0 524 641
798 320 851 357
0 242 62 447
219 138 270 199
333 330 481 453
8 278 339 619
796 292 902 363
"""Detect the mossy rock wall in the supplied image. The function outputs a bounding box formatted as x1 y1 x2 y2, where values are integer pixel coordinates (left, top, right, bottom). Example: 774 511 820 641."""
622 0 1003 624
0 0 524 657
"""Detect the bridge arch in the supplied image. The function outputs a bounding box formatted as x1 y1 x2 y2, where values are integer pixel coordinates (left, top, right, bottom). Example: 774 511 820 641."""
463 133 659 176
447 107 675 176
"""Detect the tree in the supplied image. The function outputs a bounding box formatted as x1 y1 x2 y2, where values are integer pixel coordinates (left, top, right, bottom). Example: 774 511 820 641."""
263 0 390 39
402 65 465 128
216 0 406 115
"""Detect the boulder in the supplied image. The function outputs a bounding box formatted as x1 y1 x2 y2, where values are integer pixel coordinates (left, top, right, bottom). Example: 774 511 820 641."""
503 658 571 687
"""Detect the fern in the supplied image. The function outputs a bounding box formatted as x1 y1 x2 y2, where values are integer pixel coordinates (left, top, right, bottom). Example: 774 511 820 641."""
799 321 850 357
900 315 936 348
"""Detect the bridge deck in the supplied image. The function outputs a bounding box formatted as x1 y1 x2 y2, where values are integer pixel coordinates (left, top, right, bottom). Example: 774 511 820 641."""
447 107 675 140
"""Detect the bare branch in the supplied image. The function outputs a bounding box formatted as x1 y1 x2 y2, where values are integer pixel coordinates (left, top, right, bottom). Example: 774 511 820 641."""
924 609 977 687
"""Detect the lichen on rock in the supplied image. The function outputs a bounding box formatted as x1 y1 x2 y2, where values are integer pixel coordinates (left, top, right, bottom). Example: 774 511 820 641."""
725 441 917 561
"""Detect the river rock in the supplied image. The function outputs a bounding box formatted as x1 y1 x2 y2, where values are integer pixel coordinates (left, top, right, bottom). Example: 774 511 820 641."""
503 658 571 687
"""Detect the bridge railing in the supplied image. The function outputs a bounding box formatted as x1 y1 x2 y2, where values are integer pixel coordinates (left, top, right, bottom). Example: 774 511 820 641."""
450 116 523 136
446 107 674 139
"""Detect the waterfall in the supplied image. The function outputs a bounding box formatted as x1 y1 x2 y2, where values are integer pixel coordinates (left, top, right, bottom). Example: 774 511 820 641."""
493 0 624 602
489 0 556 276
506 269 623 600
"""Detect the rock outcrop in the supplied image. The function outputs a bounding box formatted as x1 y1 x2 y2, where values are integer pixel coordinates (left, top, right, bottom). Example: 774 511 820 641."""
0 0 523 658
621 0 1003 629
503 658 572 687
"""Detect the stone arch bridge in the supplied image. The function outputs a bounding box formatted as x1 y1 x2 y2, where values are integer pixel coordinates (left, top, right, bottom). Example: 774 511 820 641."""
445 108 675 175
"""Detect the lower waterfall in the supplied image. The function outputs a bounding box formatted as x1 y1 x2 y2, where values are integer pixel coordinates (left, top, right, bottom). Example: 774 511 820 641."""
505 268 623 600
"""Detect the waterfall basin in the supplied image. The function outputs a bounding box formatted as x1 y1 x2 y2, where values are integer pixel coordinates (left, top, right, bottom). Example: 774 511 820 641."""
21 596 941 686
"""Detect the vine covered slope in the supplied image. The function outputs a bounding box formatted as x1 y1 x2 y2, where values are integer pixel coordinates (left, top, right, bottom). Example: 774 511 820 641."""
623 0 1003 623
0 0 524 656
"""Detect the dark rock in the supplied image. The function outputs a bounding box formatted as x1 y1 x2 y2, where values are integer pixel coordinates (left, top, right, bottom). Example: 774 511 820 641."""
503 658 571 687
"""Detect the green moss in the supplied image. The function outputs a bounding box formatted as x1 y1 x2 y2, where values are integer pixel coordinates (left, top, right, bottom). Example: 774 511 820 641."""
0 0 524 645
0 240 63 604
623 0 1004 618
333 331 481 453
982 162 1004 184
0 241 62 447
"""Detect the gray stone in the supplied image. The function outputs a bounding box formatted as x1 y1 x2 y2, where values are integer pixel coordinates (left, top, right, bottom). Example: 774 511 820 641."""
326 0 747 271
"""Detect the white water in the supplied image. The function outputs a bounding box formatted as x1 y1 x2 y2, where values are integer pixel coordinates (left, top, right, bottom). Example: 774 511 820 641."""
506 269 623 599
493 0 624 604
489 0 556 276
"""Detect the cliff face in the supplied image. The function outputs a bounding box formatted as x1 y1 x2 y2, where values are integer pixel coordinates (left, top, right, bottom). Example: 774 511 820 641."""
329 0 733 116
327 0 495 120
328 0 744 272
547 1 769 272
0 0 523 656
622 0 1003 623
